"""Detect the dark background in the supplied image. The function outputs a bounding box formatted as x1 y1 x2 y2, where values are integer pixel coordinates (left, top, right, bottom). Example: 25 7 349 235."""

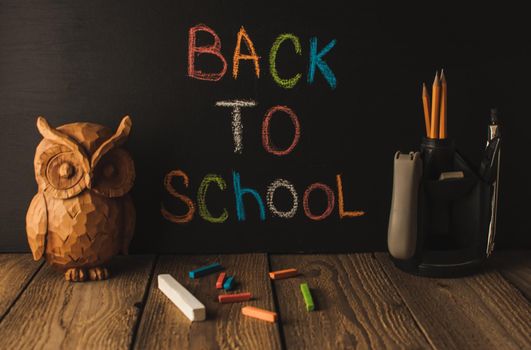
1 1 529 252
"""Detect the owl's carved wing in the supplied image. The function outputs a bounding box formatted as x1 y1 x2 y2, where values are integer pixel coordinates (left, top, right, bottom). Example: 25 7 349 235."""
26 193 48 260
121 194 136 254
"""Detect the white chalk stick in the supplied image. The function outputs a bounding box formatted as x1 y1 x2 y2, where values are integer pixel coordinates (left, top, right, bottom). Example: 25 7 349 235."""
158 274 206 321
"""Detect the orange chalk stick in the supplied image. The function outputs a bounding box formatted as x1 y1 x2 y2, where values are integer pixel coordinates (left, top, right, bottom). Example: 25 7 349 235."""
218 292 252 303
216 272 226 289
269 268 298 280
241 306 277 323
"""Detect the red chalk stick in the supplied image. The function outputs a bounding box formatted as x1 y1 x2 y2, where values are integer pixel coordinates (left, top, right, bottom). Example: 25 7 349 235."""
241 306 277 323
216 272 226 289
269 268 298 280
218 292 252 303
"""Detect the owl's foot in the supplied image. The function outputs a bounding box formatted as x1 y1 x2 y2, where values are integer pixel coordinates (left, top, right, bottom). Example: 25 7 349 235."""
65 268 86 282
88 267 110 281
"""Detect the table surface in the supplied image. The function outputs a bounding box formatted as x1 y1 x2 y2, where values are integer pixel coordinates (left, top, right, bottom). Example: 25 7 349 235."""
0 251 529 350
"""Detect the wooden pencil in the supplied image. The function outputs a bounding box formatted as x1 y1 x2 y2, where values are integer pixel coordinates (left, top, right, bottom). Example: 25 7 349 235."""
422 83 431 136
429 71 441 139
439 70 447 139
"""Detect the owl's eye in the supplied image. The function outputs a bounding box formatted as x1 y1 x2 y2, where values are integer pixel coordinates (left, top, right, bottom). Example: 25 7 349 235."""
93 148 135 197
41 148 87 199
58 162 75 179
103 164 115 178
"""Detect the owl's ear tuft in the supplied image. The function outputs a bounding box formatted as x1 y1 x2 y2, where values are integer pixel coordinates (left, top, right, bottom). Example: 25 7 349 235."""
118 115 132 139
36 116 52 138
34 115 92 177
90 115 133 168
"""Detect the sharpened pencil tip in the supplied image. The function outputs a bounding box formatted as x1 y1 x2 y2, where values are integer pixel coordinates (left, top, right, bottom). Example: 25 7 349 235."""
433 71 439 85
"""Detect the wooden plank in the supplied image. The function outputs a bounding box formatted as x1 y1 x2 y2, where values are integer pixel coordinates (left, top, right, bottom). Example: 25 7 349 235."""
0 254 43 320
270 254 433 349
134 254 281 350
0 255 155 350
490 250 531 299
376 253 531 350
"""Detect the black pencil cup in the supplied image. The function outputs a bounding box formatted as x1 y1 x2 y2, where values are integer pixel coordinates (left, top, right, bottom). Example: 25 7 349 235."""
392 138 493 277
420 137 454 180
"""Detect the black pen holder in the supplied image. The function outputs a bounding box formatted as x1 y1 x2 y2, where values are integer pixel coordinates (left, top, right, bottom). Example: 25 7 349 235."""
392 138 492 277
420 137 454 180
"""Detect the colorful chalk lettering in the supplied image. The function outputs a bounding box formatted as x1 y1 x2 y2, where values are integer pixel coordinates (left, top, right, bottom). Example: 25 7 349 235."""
266 179 299 218
303 183 335 221
198 174 229 223
161 25 366 226
161 169 365 223
262 105 301 156
336 174 365 218
233 170 266 221
233 26 260 79
187 24 337 89
161 170 195 223
188 24 227 81
269 33 302 89
308 37 337 89
216 100 257 154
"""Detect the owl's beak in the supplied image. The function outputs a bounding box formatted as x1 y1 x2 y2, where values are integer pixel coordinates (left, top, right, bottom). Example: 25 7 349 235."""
85 173 93 189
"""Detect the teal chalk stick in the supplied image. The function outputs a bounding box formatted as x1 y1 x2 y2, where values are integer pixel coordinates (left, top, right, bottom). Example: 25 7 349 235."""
223 276 235 290
300 282 315 311
189 263 223 279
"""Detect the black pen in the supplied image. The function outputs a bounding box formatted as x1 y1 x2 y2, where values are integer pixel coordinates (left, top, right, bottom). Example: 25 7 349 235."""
482 108 501 256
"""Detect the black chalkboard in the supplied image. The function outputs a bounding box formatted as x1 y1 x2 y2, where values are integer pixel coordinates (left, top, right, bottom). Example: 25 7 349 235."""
1 1 529 252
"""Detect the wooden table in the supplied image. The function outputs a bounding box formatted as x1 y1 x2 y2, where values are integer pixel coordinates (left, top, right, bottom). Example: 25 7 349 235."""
0 252 529 349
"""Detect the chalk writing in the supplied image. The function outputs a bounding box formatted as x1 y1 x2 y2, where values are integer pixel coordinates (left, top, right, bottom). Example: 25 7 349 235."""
162 24 364 224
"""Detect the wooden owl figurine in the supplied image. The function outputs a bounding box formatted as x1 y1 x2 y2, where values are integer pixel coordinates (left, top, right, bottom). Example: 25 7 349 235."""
26 116 135 282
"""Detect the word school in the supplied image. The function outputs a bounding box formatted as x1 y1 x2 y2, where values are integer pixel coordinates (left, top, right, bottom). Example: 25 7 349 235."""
161 170 364 223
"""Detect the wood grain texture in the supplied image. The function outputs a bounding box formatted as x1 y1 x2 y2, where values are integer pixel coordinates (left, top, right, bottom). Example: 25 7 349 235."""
376 253 531 350
490 250 531 299
270 254 432 349
0 255 154 350
0 254 43 320
133 254 281 350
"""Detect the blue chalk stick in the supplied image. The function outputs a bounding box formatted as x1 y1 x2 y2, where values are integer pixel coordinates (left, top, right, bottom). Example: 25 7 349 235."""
189 263 223 279
223 276 235 290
